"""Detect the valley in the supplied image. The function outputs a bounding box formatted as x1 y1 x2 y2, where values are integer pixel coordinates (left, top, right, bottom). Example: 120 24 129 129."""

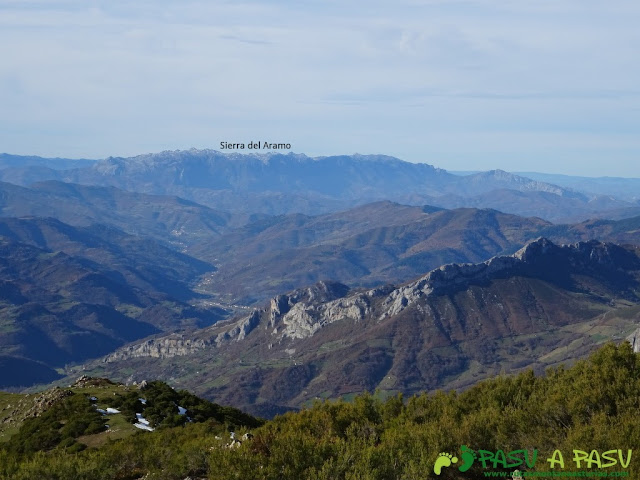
0 150 639 420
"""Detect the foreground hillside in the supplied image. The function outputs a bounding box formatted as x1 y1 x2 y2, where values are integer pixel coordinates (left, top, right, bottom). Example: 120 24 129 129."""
1 343 639 479
85 238 640 417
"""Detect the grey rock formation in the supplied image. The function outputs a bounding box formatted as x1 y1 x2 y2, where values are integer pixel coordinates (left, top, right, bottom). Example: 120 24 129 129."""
214 310 261 346
626 327 640 353
102 238 638 361
103 335 208 362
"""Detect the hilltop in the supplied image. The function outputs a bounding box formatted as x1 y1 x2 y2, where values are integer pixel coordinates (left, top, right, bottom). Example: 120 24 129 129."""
0 376 261 452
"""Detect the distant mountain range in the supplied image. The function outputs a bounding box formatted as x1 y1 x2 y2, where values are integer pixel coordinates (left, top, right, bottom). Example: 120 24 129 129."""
0 153 95 170
1 150 639 221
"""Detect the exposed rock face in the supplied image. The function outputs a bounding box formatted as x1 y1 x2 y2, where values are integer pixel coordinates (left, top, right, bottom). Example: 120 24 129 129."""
28 388 74 417
468 170 576 197
627 327 640 353
274 293 372 340
215 310 261 346
103 335 208 363
320 238 636 322
214 281 356 344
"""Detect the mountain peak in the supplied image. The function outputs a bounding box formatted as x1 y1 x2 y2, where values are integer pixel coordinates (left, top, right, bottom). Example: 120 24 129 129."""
513 236 559 261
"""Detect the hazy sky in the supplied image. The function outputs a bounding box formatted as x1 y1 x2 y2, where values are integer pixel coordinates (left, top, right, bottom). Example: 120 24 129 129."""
1 0 639 176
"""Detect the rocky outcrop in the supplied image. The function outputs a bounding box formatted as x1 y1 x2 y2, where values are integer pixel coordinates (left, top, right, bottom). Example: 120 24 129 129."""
72 375 115 388
380 238 638 319
1 387 73 427
213 281 355 343
103 335 208 362
214 309 262 346
626 327 640 353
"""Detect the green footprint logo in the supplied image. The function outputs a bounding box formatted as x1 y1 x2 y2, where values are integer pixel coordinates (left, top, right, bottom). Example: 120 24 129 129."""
458 445 477 472
433 452 458 475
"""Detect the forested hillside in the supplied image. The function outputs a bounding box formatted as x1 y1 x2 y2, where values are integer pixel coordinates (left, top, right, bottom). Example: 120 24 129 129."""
1 342 638 479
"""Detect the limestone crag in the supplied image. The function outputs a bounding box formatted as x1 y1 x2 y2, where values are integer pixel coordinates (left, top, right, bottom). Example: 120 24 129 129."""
273 294 372 340
627 327 640 353
103 335 208 362
192 280 365 343
214 310 262 346
513 237 558 261
276 303 322 340
379 238 637 319
379 252 520 319
486 170 569 196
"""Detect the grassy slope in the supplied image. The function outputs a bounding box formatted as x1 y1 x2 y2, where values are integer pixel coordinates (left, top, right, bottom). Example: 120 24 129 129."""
0 381 140 446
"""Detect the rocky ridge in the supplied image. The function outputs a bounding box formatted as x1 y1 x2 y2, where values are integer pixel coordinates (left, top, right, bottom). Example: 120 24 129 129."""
84 237 640 415
626 327 640 353
103 336 208 363
104 238 639 363
212 238 638 342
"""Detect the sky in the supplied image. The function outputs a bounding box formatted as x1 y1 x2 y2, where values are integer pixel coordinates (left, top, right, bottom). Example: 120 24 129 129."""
1 0 639 176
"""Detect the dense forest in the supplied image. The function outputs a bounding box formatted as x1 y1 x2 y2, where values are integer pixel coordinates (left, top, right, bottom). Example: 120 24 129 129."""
1 342 639 479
